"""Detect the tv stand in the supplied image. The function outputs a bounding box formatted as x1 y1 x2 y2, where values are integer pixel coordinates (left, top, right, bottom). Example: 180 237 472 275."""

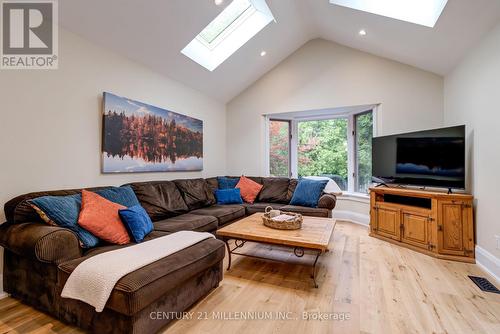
369 187 475 263
447 187 453 194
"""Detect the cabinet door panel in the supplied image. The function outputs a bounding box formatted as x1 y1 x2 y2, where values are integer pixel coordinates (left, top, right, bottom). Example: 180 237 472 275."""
437 201 466 256
375 206 401 241
401 212 429 249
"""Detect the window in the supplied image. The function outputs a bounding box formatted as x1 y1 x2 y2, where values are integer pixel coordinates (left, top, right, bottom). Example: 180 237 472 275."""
298 119 348 190
181 0 275 71
329 0 448 28
269 120 290 177
267 109 374 194
355 112 373 193
197 0 254 48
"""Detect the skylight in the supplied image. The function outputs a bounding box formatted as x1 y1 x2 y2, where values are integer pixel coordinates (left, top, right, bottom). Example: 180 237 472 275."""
182 0 275 71
198 0 253 46
329 0 448 28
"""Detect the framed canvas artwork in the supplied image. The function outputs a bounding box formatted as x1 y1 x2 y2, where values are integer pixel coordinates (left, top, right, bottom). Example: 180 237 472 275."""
102 92 203 173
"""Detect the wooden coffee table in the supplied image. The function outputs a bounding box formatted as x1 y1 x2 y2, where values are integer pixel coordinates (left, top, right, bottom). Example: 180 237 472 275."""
217 213 336 288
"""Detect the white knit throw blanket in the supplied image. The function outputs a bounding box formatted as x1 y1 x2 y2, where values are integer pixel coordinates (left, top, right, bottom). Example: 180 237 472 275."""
61 231 214 312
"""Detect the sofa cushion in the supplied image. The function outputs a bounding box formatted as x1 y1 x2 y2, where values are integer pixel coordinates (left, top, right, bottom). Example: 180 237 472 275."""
280 205 330 218
78 190 130 245
29 194 100 248
190 205 245 226
245 176 263 184
286 179 298 203
257 177 290 203
304 176 343 195
215 189 243 205
119 205 154 243
242 202 286 216
205 177 218 194
235 176 263 204
289 179 328 208
154 214 217 233
94 186 140 208
82 231 170 258
142 230 172 242
173 179 216 210
217 176 240 189
127 181 188 221
58 237 225 316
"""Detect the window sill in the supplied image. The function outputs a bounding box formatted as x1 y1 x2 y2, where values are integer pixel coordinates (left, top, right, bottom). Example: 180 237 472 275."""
336 192 370 203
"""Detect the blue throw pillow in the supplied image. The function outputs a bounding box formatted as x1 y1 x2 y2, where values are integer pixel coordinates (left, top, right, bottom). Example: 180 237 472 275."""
215 188 243 205
289 178 328 208
95 186 140 207
29 194 99 248
119 205 154 243
217 176 240 189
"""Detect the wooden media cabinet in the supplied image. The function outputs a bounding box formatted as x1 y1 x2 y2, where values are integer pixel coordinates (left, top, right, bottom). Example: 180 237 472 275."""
369 187 475 263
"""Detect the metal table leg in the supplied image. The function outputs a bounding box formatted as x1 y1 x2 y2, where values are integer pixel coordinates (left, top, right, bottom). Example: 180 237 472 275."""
311 251 321 288
224 238 232 271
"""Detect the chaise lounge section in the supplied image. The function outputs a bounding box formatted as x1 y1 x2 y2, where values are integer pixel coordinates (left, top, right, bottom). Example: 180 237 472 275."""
0 176 336 333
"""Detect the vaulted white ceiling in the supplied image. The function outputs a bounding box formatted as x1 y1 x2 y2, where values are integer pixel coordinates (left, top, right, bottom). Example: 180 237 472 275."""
59 0 500 103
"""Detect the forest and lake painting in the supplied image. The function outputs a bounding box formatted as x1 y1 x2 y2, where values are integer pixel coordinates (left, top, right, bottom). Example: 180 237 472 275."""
102 92 203 173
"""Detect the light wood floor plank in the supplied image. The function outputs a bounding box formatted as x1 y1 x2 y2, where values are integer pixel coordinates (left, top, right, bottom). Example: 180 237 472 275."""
0 221 498 334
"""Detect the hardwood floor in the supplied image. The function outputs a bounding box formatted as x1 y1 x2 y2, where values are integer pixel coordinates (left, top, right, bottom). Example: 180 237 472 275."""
1 221 499 334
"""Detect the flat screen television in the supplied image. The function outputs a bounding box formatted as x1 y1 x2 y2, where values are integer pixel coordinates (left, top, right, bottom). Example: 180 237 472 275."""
372 125 466 189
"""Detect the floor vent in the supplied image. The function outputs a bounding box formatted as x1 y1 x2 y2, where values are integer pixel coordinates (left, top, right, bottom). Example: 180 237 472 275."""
468 276 500 294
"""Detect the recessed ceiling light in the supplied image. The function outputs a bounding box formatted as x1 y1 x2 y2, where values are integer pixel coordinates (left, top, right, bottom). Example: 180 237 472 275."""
260 51 267 57
329 0 448 28
359 29 367 36
214 0 224 6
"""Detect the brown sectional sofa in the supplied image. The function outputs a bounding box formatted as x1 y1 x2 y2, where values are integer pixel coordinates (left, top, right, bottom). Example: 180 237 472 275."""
0 176 336 334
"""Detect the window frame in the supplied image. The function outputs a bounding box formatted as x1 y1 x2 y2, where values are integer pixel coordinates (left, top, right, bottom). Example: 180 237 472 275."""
353 110 374 193
196 0 256 50
268 118 292 178
266 107 377 195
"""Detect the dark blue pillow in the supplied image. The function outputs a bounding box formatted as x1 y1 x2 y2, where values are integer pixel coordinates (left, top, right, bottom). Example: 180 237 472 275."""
289 179 328 208
217 176 240 189
215 188 243 205
29 194 99 248
119 205 154 243
95 186 140 207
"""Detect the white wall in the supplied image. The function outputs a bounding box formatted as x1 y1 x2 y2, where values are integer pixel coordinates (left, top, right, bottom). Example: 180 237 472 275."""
0 29 227 294
226 39 444 176
444 22 500 274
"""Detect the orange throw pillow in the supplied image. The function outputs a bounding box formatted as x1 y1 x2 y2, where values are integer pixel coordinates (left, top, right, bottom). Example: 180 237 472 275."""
78 190 130 245
236 176 263 204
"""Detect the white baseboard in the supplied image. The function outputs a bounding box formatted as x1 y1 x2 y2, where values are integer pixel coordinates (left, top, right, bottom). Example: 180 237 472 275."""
475 245 500 284
333 210 370 227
